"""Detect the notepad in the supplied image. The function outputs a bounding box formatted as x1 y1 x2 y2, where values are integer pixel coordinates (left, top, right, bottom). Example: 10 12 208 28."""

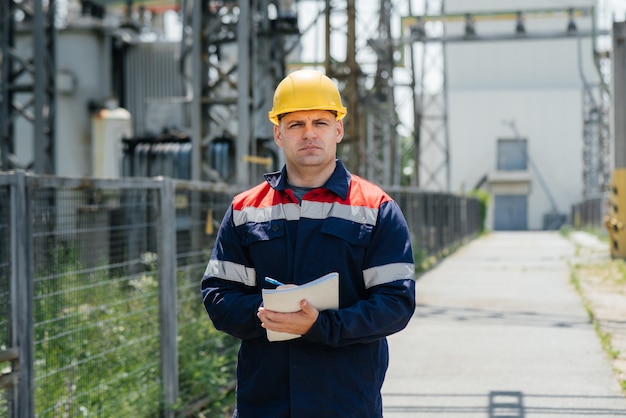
261 272 339 342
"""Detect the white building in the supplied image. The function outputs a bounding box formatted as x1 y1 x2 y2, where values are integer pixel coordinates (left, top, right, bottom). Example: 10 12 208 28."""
440 0 604 230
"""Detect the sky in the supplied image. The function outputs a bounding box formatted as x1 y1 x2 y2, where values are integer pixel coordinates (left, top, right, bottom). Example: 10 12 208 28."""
605 0 626 20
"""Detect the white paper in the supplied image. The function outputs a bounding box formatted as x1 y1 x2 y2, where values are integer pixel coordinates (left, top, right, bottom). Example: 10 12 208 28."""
261 272 339 341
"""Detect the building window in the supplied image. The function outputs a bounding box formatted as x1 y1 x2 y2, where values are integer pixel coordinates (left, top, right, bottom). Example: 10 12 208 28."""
497 138 527 171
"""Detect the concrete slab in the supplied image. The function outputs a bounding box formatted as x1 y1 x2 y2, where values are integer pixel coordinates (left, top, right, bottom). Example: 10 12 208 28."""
383 231 626 417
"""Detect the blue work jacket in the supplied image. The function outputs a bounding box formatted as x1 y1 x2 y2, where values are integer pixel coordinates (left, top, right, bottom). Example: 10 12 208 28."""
201 160 416 418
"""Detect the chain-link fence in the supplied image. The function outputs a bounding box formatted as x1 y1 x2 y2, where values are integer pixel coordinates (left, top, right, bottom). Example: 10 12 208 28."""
1 178 15 415
32 185 163 417
1 171 481 417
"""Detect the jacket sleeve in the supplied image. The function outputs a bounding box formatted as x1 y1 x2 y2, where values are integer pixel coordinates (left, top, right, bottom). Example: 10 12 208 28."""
303 200 416 347
201 205 266 340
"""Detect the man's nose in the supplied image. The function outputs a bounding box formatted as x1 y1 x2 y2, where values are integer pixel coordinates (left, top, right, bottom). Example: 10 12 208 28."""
302 122 316 138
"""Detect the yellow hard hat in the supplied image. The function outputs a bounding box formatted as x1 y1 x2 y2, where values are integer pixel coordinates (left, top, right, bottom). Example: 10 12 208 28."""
268 69 347 125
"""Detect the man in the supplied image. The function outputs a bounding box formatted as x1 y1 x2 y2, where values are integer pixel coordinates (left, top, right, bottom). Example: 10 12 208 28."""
201 69 415 418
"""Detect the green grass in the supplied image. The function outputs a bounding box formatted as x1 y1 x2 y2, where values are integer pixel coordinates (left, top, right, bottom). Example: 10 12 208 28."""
569 258 625 395
176 267 238 417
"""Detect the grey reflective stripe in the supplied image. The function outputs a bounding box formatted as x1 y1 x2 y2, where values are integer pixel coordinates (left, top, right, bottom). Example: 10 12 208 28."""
205 259 257 287
302 201 378 225
233 203 300 226
363 262 415 289
283 204 301 221
235 201 379 226
300 201 333 220
329 203 378 225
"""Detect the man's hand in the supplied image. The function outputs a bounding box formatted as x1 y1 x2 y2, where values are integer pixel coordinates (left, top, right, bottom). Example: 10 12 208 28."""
257 299 319 336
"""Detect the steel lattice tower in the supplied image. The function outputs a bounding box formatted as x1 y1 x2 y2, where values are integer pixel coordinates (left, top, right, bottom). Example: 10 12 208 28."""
0 0 56 174
185 0 294 183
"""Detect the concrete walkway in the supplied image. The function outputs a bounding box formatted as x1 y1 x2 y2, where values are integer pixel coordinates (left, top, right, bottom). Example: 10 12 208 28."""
382 231 626 417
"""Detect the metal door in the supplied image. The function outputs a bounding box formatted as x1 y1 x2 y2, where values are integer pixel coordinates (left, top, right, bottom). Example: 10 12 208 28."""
494 195 528 230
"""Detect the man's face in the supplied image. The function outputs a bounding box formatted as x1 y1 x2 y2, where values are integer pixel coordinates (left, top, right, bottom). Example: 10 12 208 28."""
273 110 344 169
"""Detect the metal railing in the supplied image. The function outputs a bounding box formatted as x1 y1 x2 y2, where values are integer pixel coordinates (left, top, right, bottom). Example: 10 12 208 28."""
571 194 608 231
0 171 481 417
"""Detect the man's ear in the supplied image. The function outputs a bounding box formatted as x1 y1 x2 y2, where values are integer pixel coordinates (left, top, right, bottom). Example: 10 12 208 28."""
336 120 344 143
273 124 283 148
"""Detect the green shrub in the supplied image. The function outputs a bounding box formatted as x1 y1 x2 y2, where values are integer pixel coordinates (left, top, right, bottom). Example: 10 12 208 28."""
468 189 490 233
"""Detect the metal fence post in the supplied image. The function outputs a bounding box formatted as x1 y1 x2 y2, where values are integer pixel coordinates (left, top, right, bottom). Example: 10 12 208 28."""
158 177 178 417
13 171 33 418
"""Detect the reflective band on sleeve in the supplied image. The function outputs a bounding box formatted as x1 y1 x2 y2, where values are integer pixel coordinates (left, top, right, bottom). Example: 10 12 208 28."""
362 262 415 289
205 259 257 287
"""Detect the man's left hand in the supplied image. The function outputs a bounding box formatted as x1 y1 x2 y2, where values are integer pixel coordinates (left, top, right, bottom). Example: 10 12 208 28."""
257 300 319 336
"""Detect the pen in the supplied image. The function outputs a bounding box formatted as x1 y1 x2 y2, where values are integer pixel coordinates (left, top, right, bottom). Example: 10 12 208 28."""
265 277 286 287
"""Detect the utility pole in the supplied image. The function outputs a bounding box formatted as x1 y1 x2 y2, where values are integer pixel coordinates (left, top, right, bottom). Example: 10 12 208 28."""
324 0 362 175
343 0 361 175
364 0 399 186
407 0 421 187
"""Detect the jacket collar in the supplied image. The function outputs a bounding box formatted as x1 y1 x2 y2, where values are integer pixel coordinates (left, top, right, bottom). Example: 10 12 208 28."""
264 159 351 200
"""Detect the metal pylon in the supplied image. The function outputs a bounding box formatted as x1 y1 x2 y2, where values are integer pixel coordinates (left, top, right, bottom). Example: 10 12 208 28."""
185 0 291 184
364 0 400 187
582 83 611 198
0 0 56 174
416 0 449 191
581 5 612 198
